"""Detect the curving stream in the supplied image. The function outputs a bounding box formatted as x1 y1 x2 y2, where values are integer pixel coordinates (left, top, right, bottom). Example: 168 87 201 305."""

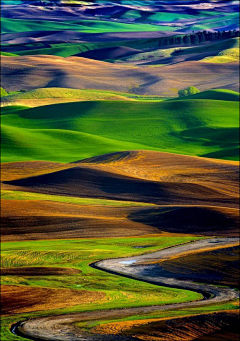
12 238 239 341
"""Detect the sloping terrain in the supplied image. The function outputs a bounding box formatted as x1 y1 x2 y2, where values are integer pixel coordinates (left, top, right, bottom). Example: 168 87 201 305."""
1 2 239 341
2 151 239 241
1 55 239 95
0 87 137 107
93 311 240 341
1 94 239 162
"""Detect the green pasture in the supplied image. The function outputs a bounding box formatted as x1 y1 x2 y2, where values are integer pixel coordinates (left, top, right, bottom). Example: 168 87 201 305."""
0 37 168 58
1 90 239 162
0 87 166 102
1 17 176 34
177 89 239 102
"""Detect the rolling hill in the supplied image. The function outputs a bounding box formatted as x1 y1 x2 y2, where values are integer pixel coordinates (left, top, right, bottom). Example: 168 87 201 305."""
0 87 140 107
1 55 239 96
2 150 239 241
1 92 239 163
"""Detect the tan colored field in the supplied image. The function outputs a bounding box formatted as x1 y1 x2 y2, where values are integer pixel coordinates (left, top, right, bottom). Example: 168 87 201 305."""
1 161 71 182
78 151 239 196
2 151 239 240
1 285 105 315
1 55 239 95
1 198 155 241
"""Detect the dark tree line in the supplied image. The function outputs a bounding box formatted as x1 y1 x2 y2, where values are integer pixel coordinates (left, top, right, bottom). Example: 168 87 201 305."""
158 29 240 47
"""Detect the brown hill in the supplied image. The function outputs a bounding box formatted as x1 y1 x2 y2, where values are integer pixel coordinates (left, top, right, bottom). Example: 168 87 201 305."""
2 151 239 240
1 55 239 95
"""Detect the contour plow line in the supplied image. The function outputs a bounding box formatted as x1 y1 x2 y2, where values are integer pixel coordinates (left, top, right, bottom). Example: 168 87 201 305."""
12 238 239 341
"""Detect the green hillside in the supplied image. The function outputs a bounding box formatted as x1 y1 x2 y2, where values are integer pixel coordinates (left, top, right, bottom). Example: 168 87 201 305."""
1 17 175 34
1 93 239 162
0 87 166 105
0 87 8 97
176 89 240 102
1 88 134 101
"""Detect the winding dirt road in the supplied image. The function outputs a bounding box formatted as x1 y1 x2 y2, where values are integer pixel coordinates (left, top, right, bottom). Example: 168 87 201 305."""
12 238 239 341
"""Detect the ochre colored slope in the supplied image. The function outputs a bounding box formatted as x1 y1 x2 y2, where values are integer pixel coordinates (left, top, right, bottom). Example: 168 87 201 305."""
93 311 239 341
1 199 154 241
1 285 105 316
2 151 239 240
1 55 239 95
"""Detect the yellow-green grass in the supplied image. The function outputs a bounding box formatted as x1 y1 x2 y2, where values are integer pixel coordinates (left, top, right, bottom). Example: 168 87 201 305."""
122 38 239 63
1 189 155 207
0 87 166 103
201 37 239 63
175 89 239 102
1 92 239 162
1 87 8 97
0 51 18 57
203 47 239 63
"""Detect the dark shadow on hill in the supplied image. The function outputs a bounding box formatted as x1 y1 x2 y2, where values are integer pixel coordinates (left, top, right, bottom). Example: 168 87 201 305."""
128 206 240 236
3 166 239 208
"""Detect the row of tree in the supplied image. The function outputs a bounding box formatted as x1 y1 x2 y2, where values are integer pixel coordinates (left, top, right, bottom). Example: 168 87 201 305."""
158 29 239 47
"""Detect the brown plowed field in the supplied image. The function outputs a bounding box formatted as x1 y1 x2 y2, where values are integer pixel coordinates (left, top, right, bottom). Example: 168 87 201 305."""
93 311 239 341
2 151 239 240
1 285 105 315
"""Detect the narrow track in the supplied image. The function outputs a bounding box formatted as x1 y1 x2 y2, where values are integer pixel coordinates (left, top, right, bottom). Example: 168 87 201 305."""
12 238 239 341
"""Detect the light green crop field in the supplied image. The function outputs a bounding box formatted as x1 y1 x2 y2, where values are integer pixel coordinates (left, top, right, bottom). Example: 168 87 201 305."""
1 38 164 58
1 235 202 341
1 90 239 162
1 189 155 207
203 47 239 63
122 38 239 63
178 89 239 102
1 17 176 34
0 51 18 56
1 87 8 97
0 87 166 102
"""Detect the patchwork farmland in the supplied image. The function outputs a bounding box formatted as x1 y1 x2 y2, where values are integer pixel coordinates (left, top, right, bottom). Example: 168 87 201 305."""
1 1 239 341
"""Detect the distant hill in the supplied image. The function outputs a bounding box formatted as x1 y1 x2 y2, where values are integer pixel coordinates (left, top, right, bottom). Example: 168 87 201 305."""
177 89 240 102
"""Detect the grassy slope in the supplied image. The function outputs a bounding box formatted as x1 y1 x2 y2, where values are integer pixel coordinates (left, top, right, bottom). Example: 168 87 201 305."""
121 38 239 63
0 88 166 107
1 92 239 162
6 38 167 58
1 88 133 101
1 87 9 97
200 38 239 63
1 17 175 34
1 189 154 207
1 87 165 101
176 89 239 102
